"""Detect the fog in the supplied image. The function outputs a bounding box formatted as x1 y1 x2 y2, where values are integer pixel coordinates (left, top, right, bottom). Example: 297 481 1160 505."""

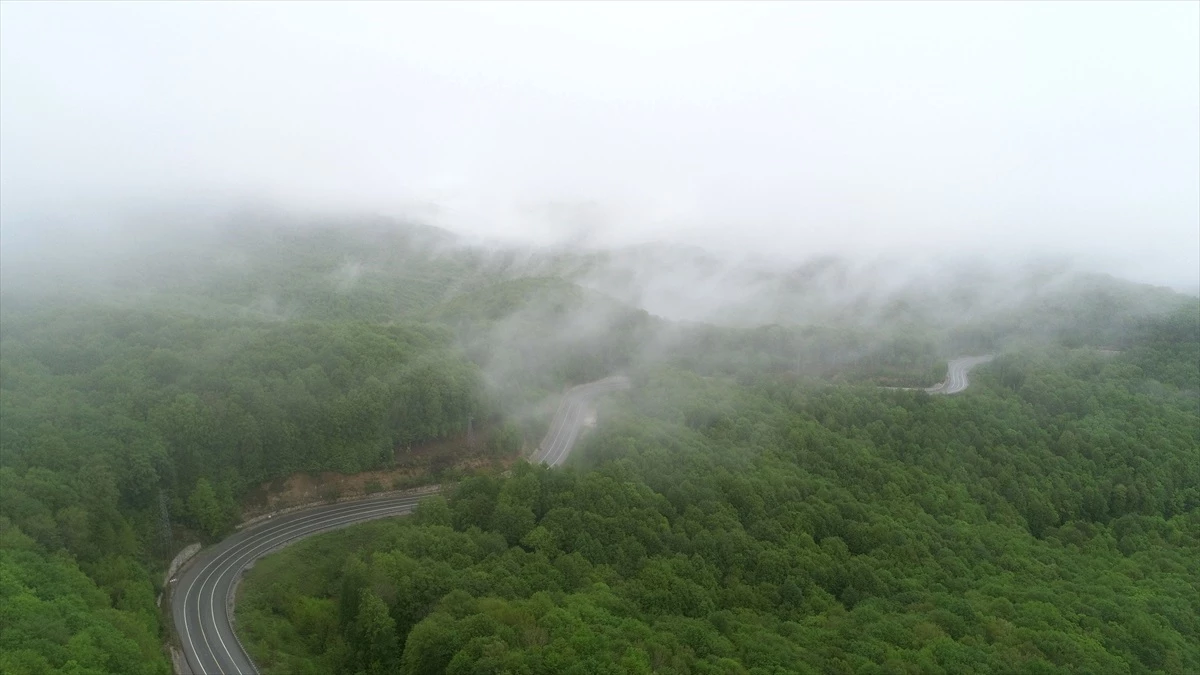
2 1 1198 290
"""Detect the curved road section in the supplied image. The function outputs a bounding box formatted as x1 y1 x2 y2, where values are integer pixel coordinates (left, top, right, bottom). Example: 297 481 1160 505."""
171 376 630 674
924 355 994 394
531 376 632 467
172 493 428 674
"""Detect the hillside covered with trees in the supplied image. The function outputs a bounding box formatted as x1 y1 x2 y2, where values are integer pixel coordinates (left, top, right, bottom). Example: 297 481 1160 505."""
1 217 1196 673
237 308 1199 674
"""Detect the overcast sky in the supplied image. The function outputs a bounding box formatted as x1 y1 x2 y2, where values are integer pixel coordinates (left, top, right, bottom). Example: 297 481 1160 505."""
2 1 1197 288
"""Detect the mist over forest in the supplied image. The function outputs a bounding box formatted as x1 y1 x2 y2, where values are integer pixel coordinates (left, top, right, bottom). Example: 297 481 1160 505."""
4 205 1191 399
2 2 1198 675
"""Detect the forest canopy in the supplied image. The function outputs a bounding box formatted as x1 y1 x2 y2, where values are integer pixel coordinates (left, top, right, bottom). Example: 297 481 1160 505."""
237 312 1199 674
1 220 1196 674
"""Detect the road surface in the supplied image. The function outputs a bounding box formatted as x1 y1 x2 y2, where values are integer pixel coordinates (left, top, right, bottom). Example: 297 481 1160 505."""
923 355 994 394
530 376 632 467
172 493 428 674
171 376 630 673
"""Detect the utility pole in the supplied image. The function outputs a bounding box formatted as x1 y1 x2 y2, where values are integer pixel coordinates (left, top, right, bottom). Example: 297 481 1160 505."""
466 414 475 450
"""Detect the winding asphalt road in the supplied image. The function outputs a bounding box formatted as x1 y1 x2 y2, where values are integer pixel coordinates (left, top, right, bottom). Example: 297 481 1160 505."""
171 493 429 674
531 376 632 467
171 376 630 674
924 355 994 394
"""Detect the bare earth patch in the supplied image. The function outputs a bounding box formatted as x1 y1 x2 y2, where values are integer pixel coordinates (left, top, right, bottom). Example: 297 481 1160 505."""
239 428 521 519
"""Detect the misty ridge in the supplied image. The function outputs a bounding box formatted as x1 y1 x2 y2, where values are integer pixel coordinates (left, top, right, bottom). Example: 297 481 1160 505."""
2 203 1192 405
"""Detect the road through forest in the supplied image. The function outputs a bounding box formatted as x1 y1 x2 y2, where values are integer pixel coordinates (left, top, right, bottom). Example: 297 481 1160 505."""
170 376 630 674
530 376 632 467
923 355 995 394
170 358 989 674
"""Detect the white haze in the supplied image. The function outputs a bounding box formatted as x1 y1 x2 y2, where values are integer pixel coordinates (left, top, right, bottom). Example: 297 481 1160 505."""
1 1 1198 290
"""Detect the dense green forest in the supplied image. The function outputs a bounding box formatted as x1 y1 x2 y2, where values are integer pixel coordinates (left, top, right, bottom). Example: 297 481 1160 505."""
237 307 1200 674
0 305 483 673
1 219 1196 673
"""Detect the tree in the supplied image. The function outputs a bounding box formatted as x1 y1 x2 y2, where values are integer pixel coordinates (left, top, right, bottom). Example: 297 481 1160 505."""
488 422 523 457
187 478 225 539
338 555 369 634
350 590 398 675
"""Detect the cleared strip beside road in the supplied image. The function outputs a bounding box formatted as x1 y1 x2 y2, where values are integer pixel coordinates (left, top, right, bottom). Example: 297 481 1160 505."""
171 376 630 674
